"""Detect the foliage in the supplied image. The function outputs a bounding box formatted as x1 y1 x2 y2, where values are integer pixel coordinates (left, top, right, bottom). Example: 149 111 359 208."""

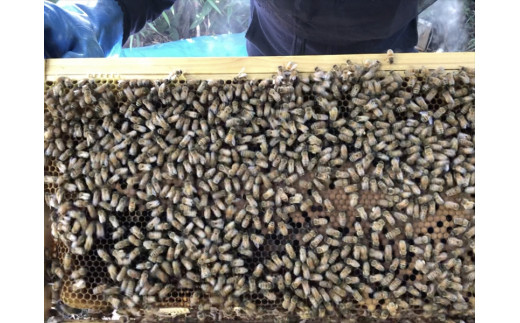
123 0 250 48
463 0 475 51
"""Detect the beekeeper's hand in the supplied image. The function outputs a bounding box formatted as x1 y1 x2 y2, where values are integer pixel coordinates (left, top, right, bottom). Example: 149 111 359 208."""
44 0 124 58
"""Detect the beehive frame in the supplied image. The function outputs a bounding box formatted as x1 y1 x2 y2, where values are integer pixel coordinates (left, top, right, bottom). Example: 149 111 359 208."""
44 52 475 322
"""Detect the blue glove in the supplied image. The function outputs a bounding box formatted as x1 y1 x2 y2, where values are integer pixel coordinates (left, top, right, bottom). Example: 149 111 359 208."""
44 0 124 58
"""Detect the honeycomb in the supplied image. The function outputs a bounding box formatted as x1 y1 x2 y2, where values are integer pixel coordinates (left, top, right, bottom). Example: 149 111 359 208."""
44 61 475 322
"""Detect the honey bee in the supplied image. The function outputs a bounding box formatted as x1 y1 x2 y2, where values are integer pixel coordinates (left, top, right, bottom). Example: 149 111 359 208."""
409 245 423 255
384 227 400 240
355 206 368 220
130 226 144 240
289 193 303 204
360 176 371 191
316 244 329 254
386 49 395 64
447 237 464 247
370 161 384 178
395 239 408 257
465 226 475 239
444 201 460 210
343 184 359 194
461 198 475 210
352 222 364 238
312 218 328 227
72 279 86 291
320 198 334 212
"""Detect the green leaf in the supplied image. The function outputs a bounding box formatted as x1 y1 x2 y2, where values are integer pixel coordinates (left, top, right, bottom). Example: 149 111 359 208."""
206 0 222 15
169 28 180 41
162 12 171 27
190 17 204 30
201 2 213 17
147 23 160 34
226 6 232 18
171 10 181 26
190 2 212 31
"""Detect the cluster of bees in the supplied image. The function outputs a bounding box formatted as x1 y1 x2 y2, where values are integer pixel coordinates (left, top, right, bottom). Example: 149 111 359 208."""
44 58 475 322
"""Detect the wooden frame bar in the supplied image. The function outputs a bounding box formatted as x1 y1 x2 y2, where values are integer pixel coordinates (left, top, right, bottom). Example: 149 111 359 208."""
45 52 475 81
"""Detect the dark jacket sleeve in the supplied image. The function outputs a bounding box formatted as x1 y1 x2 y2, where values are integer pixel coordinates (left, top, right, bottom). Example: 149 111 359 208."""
114 0 176 44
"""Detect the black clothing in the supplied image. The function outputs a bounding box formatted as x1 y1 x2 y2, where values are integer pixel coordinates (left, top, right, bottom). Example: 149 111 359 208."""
117 0 436 55
115 0 176 44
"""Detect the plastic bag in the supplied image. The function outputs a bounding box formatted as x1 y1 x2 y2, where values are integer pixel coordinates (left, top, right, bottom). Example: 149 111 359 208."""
119 32 247 57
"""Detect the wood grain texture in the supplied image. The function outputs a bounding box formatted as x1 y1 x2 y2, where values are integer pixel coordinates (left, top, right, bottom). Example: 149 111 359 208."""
45 52 475 81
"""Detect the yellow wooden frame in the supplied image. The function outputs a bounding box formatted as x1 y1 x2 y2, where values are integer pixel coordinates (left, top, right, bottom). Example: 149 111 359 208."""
44 52 475 81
